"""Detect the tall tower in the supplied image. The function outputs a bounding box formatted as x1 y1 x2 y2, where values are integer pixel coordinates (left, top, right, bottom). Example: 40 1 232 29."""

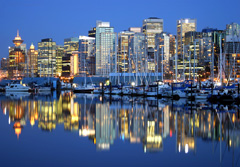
9 30 26 78
95 21 116 76
143 17 164 72
38 38 57 77
27 43 38 77
13 30 23 46
177 18 197 56
79 36 95 75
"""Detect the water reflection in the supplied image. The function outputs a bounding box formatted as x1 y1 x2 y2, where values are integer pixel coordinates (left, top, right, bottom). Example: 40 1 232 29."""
1 92 240 159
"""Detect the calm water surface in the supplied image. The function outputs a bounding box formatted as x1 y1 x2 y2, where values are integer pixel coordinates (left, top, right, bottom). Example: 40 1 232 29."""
0 92 239 167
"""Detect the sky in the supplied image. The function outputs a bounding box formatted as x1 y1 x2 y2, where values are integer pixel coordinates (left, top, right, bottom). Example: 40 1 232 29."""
0 0 240 59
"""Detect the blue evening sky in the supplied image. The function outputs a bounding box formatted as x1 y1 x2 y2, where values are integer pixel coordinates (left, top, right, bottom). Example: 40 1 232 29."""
0 0 239 59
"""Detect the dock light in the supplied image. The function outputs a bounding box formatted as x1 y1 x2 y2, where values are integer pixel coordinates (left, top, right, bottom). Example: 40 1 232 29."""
100 82 102 87
131 82 135 87
216 82 221 86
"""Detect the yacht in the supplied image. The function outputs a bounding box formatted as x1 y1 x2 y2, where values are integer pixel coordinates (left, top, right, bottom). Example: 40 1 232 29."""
5 84 30 92
73 84 94 93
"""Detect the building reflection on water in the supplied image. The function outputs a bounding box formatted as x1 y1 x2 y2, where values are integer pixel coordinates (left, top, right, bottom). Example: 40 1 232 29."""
1 93 240 157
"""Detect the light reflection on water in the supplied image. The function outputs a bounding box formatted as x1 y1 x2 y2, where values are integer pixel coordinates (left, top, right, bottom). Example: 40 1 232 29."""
0 91 240 167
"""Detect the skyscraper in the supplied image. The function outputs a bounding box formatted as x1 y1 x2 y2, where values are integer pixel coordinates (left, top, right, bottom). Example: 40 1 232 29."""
63 37 79 77
155 33 173 77
38 38 57 77
88 27 96 38
128 32 147 76
143 17 164 72
27 43 38 77
79 36 96 75
143 17 164 49
225 23 240 79
56 45 64 77
177 18 197 56
95 21 116 76
118 31 134 73
9 30 26 78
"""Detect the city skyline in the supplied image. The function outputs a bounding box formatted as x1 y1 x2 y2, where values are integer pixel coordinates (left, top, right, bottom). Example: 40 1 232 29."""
1 0 240 59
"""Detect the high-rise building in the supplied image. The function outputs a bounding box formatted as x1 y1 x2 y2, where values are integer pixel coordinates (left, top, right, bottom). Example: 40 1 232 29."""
64 37 79 77
64 37 79 54
1 58 9 71
225 23 240 79
95 21 116 76
79 36 96 75
185 31 202 46
143 17 163 72
27 43 38 77
155 33 173 77
143 17 164 49
88 27 96 38
226 22 240 42
70 51 79 77
177 18 197 56
62 54 71 77
8 30 26 78
56 45 64 77
38 38 57 77
128 33 147 74
118 31 135 73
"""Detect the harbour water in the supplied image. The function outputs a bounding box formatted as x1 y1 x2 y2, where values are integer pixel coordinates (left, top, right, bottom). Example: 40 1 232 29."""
0 92 239 167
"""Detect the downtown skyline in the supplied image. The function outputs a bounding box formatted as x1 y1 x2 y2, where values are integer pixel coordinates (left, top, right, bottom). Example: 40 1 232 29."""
1 0 240 59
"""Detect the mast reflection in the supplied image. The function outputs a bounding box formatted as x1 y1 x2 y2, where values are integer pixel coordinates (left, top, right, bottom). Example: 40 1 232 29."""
1 92 240 158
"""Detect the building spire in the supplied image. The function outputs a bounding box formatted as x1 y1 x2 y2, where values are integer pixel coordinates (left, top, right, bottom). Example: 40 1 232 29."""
17 29 19 37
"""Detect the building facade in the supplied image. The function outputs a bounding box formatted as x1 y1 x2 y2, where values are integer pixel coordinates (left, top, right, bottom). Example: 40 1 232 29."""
177 18 197 56
79 36 96 75
118 31 134 73
27 43 38 77
143 17 164 72
38 38 57 77
95 21 116 76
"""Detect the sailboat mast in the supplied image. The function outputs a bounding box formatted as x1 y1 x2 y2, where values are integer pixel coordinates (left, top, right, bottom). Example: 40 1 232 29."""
161 46 164 82
124 45 126 84
193 41 196 84
136 46 138 86
183 44 185 81
220 35 223 85
233 27 236 82
211 43 214 81
189 50 191 80
175 39 178 82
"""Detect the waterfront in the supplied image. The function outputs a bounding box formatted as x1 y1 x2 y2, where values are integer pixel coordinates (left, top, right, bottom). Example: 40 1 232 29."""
0 92 240 167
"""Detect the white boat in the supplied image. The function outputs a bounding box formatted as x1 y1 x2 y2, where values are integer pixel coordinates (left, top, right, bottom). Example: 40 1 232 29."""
5 84 30 92
73 84 94 93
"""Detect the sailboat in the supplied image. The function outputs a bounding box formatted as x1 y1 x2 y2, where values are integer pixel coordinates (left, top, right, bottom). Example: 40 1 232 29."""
73 59 94 93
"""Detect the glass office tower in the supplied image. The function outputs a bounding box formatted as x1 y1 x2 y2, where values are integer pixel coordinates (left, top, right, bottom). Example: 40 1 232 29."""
27 43 38 77
177 18 197 56
95 21 116 76
143 17 164 72
79 36 96 75
38 38 57 77
118 31 135 73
